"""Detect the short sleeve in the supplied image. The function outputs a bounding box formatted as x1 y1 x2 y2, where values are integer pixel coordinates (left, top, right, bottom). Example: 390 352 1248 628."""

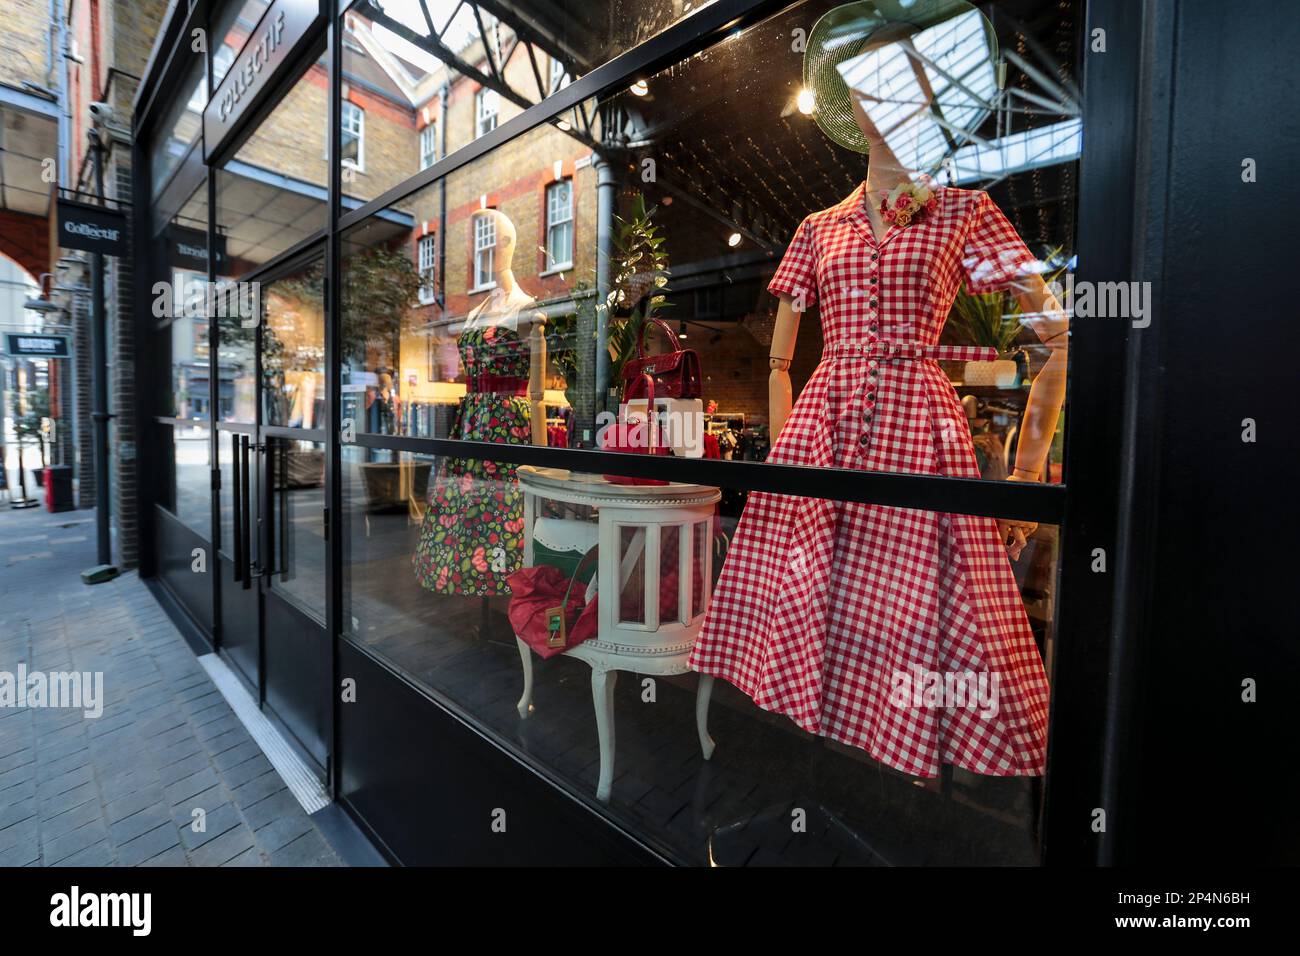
767 216 818 307
961 193 1038 295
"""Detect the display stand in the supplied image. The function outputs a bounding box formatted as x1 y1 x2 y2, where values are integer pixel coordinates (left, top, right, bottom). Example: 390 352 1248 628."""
514 466 721 802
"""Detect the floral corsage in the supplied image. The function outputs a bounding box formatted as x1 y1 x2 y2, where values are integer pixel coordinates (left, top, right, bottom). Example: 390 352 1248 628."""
878 182 939 229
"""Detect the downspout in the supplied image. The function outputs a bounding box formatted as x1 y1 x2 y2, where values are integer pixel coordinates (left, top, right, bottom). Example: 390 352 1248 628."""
437 80 448 315
592 153 617 436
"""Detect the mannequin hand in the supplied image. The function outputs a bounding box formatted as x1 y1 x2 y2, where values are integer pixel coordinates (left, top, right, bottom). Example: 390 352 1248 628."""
997 473 1039 561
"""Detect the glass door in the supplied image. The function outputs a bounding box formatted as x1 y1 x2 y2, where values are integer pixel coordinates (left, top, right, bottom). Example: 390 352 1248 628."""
215 254 330 772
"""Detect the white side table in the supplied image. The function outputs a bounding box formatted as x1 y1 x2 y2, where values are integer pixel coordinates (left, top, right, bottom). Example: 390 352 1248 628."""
515 466 721 802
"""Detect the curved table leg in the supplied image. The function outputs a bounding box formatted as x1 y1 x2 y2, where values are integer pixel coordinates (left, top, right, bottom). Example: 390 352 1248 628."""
696 674 716 760
516 637 534 718
592 668 618 802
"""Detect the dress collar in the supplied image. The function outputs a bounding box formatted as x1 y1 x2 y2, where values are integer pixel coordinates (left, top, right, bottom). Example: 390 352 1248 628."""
833 181 871 222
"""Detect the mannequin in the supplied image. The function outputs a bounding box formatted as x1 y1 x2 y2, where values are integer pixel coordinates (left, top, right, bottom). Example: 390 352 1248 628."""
463 210 549 447
412 208 547 598
768 87 1068 559
688 4 1060 779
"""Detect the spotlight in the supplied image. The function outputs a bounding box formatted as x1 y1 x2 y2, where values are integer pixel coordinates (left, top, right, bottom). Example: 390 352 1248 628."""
727 232 742 247
678 321 687 339
797 88 815 115
630 80 648 96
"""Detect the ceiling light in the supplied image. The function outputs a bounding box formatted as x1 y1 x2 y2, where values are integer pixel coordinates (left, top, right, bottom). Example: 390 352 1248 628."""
556 118 571 131
727 232 742 248
630 80 648 96
678 321 687 339
797 88 815 115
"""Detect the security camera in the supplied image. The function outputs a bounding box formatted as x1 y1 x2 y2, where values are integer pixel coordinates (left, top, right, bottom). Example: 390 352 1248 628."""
88 101 115 124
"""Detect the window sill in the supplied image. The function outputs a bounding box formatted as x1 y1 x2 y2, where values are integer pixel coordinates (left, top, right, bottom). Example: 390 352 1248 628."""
467 282 498 295
538 263 573 277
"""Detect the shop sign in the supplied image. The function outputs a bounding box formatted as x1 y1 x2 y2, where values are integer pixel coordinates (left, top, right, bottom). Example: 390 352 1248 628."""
166 224 227 272
5 334 70 358
203 0 323 161
57 198 127 256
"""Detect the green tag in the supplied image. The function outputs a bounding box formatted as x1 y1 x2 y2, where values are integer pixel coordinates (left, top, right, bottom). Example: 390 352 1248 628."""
545 606 566 648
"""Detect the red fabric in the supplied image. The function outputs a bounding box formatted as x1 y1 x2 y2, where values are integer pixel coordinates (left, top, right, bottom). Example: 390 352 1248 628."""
469 373 528 395
546 423 568 448
690 185 1049 778
703 433 720 459
506 564 598 658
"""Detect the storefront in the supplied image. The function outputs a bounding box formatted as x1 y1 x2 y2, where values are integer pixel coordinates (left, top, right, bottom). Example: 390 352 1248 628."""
127 0 1294 866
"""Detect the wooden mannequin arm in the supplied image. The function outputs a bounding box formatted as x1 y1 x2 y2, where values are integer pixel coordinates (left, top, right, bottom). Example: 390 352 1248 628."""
768 295 803 440
525 312 548 446
1008 274 1069 479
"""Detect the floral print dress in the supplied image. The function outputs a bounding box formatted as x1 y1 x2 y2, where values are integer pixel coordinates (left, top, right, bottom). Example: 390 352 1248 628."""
413 319 532 595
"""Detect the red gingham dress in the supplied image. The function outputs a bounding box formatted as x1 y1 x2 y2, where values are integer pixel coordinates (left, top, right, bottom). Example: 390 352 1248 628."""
689 183 1050 778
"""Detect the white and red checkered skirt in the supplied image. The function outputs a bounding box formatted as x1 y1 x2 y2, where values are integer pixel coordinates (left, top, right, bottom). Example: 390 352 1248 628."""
689 344 1050 778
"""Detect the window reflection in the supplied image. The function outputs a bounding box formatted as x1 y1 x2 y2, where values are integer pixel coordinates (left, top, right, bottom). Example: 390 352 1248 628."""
262 261 326 429
215 54 329 274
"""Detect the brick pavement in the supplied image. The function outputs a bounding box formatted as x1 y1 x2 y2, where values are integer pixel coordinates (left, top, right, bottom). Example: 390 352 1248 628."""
0 505 345 866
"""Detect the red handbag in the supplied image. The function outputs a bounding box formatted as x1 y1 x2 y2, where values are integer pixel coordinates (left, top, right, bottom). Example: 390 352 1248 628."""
620 317 702 401
506 547 599 659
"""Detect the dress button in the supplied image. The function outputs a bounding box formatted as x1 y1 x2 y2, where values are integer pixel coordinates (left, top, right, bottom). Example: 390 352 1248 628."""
869 277 877 284
870 298 878 307
871 253 879 261
859 434 870 445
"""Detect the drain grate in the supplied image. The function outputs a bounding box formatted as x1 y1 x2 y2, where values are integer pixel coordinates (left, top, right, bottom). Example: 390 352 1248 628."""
196 653 329 814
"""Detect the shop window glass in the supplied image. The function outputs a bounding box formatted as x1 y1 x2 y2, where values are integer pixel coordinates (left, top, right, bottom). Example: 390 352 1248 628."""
335 0 1082 866
215 54 329 275
212 0 272 86
261 261 326 429
340 117 595 444
149 59 206 197
342 455 1059 865
266 436 327 619
338 0 715 205
343 0 1081 484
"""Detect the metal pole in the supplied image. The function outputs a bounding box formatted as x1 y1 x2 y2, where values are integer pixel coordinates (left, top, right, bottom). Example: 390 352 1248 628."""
591 154 617 440
88 129 113 570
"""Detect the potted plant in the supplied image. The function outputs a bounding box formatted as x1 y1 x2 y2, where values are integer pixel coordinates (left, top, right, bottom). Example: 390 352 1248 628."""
15 389 50 489
546 192 671 416
947 286 1024 386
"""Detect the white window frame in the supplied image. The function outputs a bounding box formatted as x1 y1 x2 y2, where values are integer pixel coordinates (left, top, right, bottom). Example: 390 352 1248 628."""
341 101 365 170
475 88 499 138
544 179 574 271
419 123 437 170
418 235 437 304
472 214 496 291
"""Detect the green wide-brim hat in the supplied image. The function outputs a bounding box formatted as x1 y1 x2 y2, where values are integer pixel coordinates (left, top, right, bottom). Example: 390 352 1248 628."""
805 0 999 154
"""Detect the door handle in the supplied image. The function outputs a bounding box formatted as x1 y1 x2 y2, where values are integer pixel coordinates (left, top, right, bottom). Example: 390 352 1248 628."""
230 432 243 584
240 434 253 590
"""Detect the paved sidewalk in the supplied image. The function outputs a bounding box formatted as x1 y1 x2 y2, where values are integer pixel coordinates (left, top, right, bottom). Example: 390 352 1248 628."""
0 505 343 866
